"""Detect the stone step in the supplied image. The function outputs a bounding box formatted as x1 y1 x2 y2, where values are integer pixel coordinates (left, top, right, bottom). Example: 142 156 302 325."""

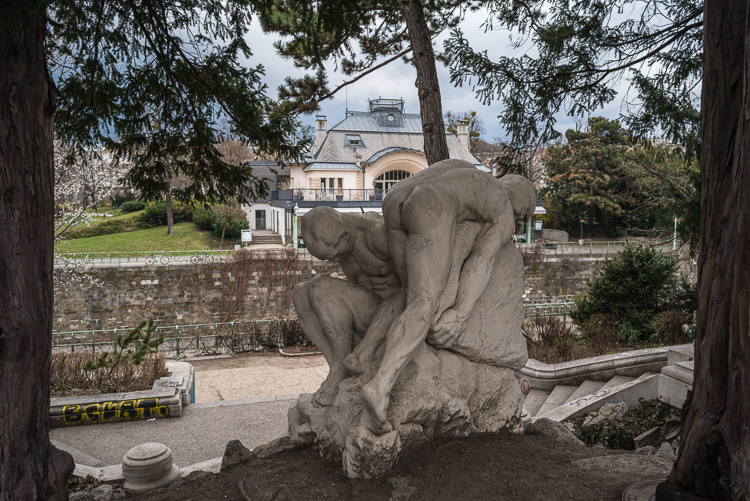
523 389 551 417
564 380 607 404
536 385 578 417
600 375 635 391
635 371 657 381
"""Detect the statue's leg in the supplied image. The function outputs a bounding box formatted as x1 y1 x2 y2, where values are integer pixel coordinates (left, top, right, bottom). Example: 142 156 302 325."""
344 289 406 375
361 186 456 433
293 279 335 366
295 276 380 406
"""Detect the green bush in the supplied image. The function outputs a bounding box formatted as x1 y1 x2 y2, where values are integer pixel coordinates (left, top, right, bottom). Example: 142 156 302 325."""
209 205 248 240
571 244 682 345
120 200 147 213
213 216 249 240
136 200 193 228
192 205 215 231
112 191 136 207
67 217 139 239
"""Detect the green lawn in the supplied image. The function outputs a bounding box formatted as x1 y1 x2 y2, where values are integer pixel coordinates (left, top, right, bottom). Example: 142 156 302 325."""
70 208 143 230
58 222 212 253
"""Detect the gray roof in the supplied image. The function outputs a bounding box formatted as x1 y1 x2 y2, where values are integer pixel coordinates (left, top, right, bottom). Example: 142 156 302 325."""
314 129 481 167
330 111 424 134
303 162 361 172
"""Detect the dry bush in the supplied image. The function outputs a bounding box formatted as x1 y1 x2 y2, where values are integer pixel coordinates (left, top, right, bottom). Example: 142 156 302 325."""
581 313 621 353
50 352 169 396
525 315 579 363
653 310 691 345
521 243 544 271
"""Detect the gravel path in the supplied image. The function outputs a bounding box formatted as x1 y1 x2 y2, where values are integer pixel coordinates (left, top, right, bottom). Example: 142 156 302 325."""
185 351 329 403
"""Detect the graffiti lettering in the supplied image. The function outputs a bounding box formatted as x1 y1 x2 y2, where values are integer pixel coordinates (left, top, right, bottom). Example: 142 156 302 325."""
61 398 170 424
515 375 531 394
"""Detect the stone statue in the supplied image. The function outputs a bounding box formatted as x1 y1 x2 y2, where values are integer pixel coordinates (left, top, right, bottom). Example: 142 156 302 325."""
289 159 536 478
293 208 404 406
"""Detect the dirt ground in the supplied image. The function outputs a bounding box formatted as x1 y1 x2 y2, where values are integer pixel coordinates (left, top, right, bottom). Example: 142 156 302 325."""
131 430 673 501
186 351 328 402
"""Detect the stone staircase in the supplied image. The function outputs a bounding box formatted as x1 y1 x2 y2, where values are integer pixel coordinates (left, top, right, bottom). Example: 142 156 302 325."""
520 344 695 424
248 231 283 245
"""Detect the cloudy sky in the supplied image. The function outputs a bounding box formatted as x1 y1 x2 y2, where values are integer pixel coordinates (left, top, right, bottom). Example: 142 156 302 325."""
242 9 629 143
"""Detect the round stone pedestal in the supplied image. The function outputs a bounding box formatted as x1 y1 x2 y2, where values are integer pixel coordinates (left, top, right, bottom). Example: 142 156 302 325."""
122 443 180 494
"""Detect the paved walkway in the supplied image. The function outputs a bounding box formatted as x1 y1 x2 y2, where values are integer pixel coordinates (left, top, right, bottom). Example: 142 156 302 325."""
50 353 328 468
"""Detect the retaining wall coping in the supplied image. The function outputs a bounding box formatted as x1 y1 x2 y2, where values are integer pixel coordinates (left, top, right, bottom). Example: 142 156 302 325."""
50 387 179 414
519 346 670 383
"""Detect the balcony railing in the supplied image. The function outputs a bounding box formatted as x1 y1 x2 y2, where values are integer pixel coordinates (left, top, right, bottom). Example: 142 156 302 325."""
272 188 388 203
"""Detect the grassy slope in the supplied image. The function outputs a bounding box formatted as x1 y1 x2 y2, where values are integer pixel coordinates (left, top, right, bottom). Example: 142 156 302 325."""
58 222 211 253
70 208 143 230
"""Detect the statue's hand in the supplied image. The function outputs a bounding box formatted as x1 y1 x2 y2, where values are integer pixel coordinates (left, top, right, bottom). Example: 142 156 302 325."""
428 309 466 348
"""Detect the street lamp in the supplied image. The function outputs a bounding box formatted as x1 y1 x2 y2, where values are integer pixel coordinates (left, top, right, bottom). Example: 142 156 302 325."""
580 219 585 245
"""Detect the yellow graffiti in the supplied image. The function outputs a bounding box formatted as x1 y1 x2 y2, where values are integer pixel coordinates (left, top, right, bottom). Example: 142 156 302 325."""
61 398 170 424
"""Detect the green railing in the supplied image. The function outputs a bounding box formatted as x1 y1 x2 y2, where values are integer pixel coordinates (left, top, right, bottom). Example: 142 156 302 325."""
524 302 576 328
54 249 236 267
517 240 677 256
52 318 309 360
53 303 576 358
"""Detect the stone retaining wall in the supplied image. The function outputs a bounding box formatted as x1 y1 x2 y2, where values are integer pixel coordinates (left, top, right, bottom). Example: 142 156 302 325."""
54 251 692 332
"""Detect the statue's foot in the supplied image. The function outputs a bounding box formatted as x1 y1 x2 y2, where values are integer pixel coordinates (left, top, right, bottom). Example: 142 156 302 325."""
360 382 391 435
313 382 337 407
344 352 367 375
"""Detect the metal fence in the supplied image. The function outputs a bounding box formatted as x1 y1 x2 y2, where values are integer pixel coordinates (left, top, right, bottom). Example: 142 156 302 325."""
52 318 310 360
517 240 677 256
54 249 235 267
524 302 576 328
53 304 577 358
54 240 678 268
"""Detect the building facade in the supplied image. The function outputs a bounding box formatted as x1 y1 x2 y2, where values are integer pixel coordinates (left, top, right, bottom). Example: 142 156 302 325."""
263 98 485 244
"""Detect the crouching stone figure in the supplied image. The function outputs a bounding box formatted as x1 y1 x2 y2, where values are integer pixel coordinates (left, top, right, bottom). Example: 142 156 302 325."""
289 159 535 478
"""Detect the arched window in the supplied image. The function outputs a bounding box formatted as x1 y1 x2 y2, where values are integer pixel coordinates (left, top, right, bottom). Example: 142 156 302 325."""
374 170 412 192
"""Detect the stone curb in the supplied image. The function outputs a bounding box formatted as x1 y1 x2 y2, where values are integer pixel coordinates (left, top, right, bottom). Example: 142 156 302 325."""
278 348 322 357
515 345 686 392
50 362 195 427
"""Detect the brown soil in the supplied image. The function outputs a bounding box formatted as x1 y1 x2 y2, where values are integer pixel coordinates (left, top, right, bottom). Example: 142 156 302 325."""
131 431 670 501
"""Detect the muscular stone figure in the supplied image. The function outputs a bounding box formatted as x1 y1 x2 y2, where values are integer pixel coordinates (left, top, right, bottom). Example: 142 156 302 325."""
358 159 536 434
292 207 404 406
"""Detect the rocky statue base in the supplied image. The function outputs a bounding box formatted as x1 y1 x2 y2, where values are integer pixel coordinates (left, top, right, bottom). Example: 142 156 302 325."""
288 343 523 478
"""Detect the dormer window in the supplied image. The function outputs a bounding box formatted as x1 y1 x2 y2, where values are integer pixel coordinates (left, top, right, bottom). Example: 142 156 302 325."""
344 134 365 148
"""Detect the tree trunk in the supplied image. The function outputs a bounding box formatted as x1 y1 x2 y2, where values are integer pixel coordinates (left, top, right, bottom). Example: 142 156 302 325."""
658 0 750 499
165 186 174 236
0 5 75 500
398 0 449 166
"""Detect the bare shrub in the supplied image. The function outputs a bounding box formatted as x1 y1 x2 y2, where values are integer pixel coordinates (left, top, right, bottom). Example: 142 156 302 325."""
525 315 578 363
521 243 544 271
581 314 621 353
653 310 690 345
50 352 169 396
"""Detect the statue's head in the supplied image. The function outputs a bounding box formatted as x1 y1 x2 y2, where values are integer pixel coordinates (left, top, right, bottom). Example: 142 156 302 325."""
300 207 354 262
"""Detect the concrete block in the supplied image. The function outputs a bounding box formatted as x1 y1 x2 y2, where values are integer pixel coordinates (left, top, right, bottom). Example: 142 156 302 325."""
661 362 694 385
667 344 694 366
658 374 692 409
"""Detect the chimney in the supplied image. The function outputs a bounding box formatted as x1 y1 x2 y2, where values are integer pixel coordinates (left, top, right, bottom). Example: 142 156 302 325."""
315 115 327 153
457 120 470 150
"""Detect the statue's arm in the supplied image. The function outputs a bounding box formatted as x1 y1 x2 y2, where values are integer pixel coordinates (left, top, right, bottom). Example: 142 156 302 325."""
430 217 511 344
